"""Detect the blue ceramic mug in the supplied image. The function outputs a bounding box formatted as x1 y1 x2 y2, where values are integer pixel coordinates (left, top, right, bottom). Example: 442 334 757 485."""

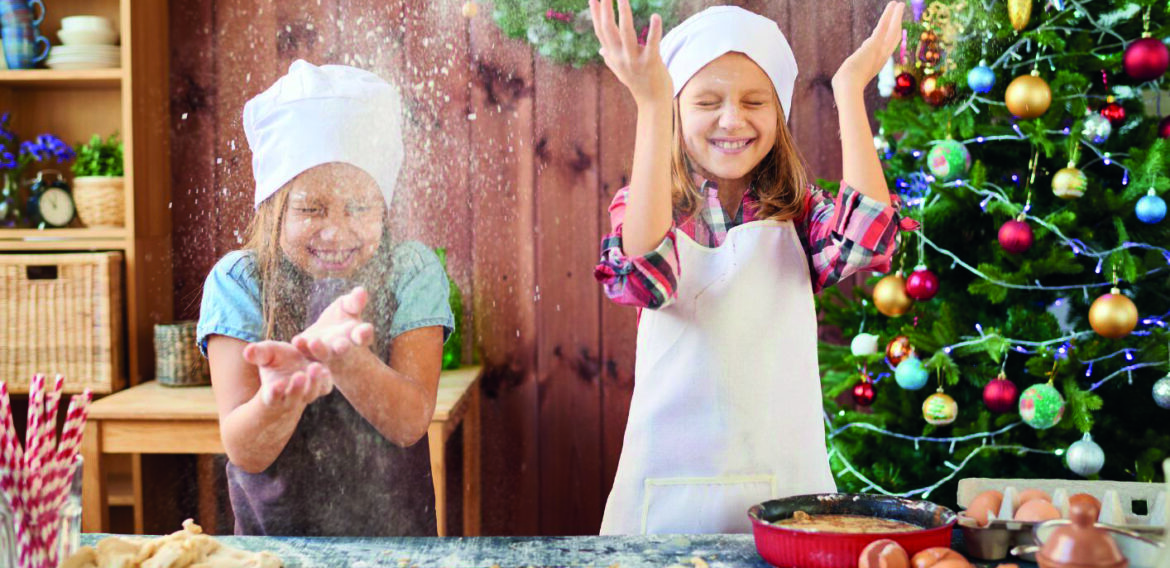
0 0 50 69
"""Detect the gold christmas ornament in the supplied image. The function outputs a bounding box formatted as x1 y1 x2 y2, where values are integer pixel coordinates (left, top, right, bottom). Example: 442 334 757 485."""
1052 163 1088 199
1008 0 1033 31
462 1 479 17
1005 72 1051 119
1089 287 1139 339
874 272 914 317
923 388 959 425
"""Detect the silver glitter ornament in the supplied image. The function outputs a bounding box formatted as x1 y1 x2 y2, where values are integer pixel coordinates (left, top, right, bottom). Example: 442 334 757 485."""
1153 375 1170 409
1081 112 1112 144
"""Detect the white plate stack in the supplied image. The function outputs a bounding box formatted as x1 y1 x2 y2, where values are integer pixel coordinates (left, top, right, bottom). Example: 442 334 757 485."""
48 15 121 70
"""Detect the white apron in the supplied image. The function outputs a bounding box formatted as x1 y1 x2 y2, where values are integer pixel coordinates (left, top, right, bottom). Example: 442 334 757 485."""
600 220 836 535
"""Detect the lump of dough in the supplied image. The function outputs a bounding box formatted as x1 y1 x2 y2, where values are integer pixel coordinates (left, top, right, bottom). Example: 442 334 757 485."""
63 519 282 568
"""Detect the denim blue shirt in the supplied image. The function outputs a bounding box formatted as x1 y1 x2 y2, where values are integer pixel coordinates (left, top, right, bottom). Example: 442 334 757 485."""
197 240 454 355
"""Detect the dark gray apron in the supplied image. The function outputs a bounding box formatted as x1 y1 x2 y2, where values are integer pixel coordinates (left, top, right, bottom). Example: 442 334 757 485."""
227 278 437 536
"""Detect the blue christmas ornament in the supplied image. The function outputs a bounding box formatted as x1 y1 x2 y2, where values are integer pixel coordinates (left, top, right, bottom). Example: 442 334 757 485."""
895 356 930 390
967 62 996 94
1136 189 1166 224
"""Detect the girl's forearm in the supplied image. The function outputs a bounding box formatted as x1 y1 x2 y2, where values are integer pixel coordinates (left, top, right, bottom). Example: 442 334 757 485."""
621 97 676 257
330 348 434 447
221 394 305 473
834 85 891 205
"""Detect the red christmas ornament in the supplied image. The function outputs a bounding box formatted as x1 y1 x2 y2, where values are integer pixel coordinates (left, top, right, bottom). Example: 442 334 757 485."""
853 380 876 406
1159 115 1170 139
1124 37 1170 81
894 72 917 98
886 335 914 366
983 373 1020 413
998 218 1033 254
1100 99 1126 125
919 75 955 106
906 266 940 301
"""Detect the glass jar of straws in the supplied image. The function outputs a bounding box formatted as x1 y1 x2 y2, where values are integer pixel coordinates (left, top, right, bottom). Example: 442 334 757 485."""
0 457 83 568
1 374 92 568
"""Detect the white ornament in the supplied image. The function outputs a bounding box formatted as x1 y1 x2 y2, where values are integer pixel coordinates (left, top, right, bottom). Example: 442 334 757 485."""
878 56 896 98
1066 433 1105 477
851 333 880 356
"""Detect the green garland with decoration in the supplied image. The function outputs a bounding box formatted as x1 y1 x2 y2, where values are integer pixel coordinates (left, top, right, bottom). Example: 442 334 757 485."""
491 0 677 67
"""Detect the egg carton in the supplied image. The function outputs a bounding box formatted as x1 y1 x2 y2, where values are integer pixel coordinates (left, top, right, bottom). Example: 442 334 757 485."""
957 478 1167 530
954 478 1166 561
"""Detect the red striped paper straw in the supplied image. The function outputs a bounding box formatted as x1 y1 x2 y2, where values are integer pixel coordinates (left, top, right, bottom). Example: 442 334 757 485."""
34 375 65 564
23 374 46 565
17 519 31 568
42 390 89 567
41 375 64 453
24 375 44 526
53 391 90 471
0 382 20 491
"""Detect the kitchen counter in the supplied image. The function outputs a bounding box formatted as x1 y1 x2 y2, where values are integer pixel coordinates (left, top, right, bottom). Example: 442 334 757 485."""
79 530 1037 567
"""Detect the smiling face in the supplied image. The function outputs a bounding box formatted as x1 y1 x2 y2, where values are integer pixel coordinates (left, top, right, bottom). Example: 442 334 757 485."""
278 162 386 279
677 52 779 186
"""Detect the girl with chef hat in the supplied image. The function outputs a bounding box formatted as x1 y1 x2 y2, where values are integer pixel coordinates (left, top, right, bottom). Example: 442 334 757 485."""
591 1 910 534
197 60 454 536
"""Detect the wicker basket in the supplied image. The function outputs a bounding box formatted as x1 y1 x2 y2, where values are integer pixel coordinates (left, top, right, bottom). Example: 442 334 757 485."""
0 252 124 394
154 321 210 387
73 176 125 228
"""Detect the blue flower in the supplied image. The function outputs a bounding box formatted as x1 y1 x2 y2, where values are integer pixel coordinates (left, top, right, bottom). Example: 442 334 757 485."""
20 140 45 162
18 135 74 164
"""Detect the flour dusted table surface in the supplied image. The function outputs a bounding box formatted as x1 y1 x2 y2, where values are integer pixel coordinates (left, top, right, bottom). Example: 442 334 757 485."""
81 366 482 536
76 531 1038 567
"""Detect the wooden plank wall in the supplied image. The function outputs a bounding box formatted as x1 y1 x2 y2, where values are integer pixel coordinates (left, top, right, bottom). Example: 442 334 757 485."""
169 0 888 536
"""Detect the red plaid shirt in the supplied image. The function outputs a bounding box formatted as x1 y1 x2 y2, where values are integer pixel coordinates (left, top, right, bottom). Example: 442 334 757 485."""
595 180 908 309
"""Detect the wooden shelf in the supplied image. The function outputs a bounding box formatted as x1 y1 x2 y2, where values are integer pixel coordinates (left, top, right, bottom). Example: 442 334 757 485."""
0 228 129 251
0 68 123 88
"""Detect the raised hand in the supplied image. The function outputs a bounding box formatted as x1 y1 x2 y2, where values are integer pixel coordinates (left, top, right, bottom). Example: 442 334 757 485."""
590 0 671 105
292 286 376 366
832 1 905 94
242 340 334 409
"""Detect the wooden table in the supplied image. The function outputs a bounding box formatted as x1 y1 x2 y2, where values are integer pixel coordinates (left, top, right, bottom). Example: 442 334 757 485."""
81 366 482 537
75 531 1039 567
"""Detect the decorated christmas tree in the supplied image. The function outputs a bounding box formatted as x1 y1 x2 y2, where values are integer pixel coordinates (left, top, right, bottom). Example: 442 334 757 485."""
817 0 1170 505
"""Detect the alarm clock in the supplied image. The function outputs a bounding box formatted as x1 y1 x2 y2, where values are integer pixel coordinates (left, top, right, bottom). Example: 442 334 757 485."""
25 170 75 228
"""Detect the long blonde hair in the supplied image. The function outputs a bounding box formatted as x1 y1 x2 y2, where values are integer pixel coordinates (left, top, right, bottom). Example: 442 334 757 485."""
242 185 396 347
670 93 809 223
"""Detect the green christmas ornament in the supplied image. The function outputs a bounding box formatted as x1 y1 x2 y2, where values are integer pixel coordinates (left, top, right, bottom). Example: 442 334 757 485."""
926 139 971 182
1019 382 1065 429
922 387 959 425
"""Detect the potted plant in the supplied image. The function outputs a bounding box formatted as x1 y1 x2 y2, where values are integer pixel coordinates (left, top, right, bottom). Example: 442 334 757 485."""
71 133 124 228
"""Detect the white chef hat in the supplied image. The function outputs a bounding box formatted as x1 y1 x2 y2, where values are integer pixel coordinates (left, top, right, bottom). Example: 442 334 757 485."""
659 6 798 122
243 59 404 209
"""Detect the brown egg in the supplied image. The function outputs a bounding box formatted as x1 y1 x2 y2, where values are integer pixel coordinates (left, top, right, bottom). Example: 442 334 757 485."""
911 547 967 568
1068 493 1101 519
1014 498 1061 522
859 539 910 568
1017 489 1051 504
964 490 1004 526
